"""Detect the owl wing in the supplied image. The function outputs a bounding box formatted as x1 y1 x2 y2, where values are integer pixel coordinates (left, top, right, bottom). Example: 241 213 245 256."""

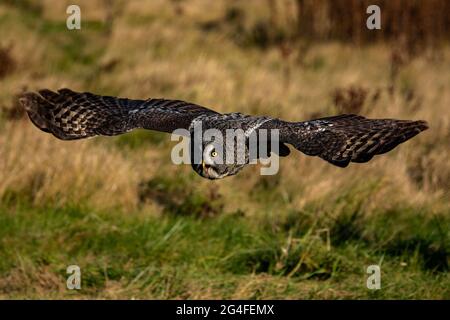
19 89 219 140
260 114 428 167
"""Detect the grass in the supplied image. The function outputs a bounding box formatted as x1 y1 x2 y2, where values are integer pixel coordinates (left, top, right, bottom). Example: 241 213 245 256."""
0 200 448 299
0 0 449 299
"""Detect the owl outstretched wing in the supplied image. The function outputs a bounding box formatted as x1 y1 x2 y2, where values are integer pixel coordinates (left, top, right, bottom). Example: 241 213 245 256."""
260 114 428 167
19 89 219 140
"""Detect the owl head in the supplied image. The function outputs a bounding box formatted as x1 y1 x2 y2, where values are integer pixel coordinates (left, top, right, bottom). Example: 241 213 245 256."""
190 130 249 179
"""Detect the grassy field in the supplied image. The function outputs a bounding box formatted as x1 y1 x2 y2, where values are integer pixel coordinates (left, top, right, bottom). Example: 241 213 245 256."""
0 0 449 299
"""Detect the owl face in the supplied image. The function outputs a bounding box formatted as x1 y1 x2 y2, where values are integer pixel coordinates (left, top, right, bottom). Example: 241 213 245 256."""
190 138 248 180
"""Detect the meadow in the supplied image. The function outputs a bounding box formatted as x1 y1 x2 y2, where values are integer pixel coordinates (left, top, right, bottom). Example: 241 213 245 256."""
0 0 448 299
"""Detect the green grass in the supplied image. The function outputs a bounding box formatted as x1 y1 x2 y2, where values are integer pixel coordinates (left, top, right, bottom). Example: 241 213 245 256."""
0 198 448 299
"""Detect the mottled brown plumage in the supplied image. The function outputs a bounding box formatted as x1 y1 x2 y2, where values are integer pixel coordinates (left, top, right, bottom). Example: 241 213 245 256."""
20 88 218 140
261 114 428 167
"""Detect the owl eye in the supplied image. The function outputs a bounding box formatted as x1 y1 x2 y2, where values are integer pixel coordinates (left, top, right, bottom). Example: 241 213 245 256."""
211 150 218 157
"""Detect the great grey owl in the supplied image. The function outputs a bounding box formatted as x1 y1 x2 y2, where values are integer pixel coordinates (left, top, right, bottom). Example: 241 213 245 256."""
19 89 428 180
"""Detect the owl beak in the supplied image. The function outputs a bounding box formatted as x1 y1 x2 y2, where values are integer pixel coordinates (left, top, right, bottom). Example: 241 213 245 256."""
202 160 206 173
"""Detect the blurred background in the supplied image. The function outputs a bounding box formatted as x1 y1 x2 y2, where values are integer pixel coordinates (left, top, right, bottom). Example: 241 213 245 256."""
0 0 448 299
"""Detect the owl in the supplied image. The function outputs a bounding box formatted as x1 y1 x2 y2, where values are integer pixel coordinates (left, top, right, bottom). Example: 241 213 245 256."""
19 89 428 180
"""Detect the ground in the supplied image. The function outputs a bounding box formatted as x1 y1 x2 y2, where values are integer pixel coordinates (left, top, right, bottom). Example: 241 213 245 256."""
0 0 448 299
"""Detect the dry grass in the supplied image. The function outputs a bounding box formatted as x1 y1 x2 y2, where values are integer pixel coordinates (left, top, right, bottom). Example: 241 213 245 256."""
0 121 140 210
